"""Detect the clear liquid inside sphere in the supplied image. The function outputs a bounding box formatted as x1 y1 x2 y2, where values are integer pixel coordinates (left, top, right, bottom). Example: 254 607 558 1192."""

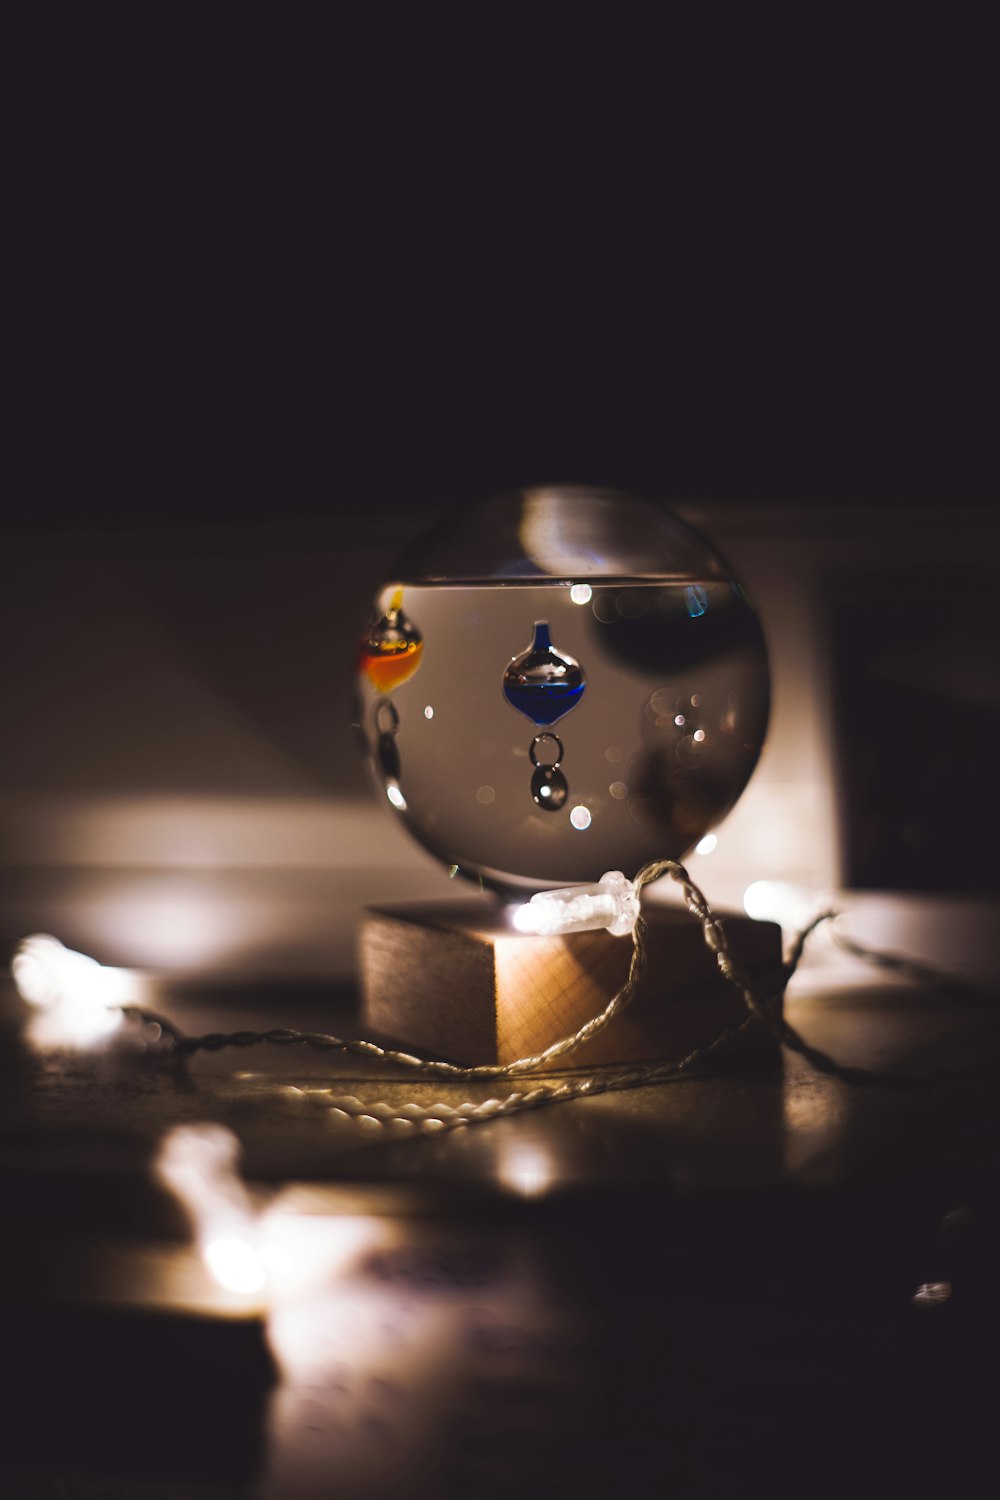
357 487 769 893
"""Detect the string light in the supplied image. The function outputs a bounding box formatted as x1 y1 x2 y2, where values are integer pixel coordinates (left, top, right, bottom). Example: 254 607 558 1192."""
12 863 958 1160
156 1123 267 1295
155 1122 380 1305
11 933 148 1046
511 869 640 937
13 933 139 1012
743 880 815 930
7 851 973 1411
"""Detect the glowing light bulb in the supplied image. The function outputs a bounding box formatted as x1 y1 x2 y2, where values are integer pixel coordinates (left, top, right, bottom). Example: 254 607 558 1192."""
497 1140 556 1197
11 933 145 1045
12 933 134 1011
204 1235 268 1295
512 870 640 938
156 1123 267 1296
743 880 813 930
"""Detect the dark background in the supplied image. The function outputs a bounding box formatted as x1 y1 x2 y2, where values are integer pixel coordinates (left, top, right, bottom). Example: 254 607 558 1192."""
1 9 997 934
832 569 1000 895
5 8 996 537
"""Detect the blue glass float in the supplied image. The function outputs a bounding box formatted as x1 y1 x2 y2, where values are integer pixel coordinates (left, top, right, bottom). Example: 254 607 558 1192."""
502 622 585 726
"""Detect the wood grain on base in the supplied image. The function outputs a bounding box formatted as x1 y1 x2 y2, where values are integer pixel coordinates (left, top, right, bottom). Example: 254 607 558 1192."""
360 902 783 1070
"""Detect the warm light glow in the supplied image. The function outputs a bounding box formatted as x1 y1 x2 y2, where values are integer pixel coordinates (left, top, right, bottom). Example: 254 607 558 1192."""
512 902 545 934
158 1128 382 1307
23 1003 122 1049
569 806 592 830
497 1140 555 1197
511 871 639 939
157 1123 248 1211
696 833 718 856
12 933 137 1011
743 880 812 929
257 1200 377 1303
102 888 243 971
11 935 71 1007
912 1281 952 1308
204 1235 267 1295
569 583 593 605
156 1123 265 1295
744 880 785 921
259 1242 296 1276
11 933 143 1046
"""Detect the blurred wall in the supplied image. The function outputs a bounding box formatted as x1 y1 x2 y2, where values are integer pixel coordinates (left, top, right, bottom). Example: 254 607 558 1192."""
1 502 996 977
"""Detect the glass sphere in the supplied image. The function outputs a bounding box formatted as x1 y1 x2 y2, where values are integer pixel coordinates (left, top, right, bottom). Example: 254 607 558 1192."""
357 485 769 893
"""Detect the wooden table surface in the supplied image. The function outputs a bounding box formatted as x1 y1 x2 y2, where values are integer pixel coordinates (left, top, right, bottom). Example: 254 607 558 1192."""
1 965 998 1498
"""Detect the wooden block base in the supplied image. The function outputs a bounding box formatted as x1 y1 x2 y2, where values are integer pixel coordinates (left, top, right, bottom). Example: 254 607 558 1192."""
359 900 783 1071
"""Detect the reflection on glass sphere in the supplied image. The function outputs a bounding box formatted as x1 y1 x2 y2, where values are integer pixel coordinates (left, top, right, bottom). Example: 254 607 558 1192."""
356 485 770 893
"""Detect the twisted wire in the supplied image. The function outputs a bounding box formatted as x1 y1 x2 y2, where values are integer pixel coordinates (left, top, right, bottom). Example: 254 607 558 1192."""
638 860 952 1090
282 1010 758 1134
784 908 838 975
113 858 964 1132
158 867 665 1080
